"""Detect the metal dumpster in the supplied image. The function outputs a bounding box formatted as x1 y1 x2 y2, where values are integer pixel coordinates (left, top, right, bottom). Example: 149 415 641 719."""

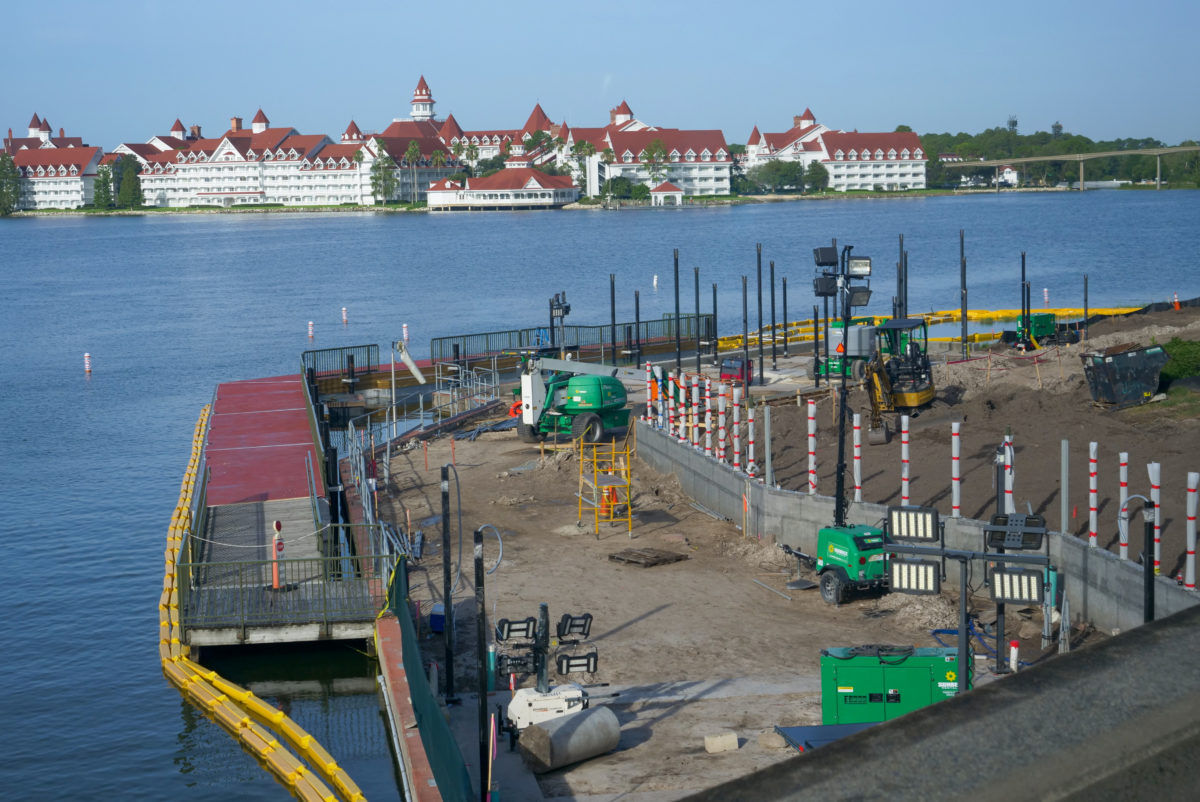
1080 343 1169 408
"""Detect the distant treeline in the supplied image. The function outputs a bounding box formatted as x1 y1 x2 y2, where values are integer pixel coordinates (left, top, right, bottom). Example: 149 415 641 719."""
919 122 1200 187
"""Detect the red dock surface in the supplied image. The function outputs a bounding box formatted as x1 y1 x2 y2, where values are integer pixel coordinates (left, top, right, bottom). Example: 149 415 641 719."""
205 375 325 507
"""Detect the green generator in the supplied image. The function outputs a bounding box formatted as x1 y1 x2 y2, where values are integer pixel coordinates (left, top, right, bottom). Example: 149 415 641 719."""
820 645 971 725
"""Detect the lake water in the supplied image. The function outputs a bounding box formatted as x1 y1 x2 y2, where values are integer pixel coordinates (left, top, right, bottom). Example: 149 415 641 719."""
1 191 1197 800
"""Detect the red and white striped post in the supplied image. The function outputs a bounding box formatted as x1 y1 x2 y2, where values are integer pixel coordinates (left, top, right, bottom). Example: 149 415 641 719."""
1186 472 1197 591
402 322 409 342
84 352 92 374
342 306 348 324
667 371 676 439
704 378 713 457
747 404 757 479
679 374 688 444
1043 288 1049 308
900 415 911 505
1088 442 1098 547
1004 433 1015 513
807 399 817 496
307 320 314 339
691 375 701 450
717 384 727 463
951 422 962 517
732 386 742 472
645 362 653 422
271 520 284 590
852 413 862 502
1119 452 1129 560
656 367 665 429
1009 640 1020 673
1149 461 1161 574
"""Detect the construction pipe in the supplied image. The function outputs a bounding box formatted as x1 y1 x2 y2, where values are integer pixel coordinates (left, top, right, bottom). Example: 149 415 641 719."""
704 378 713 457
691 375 700 450
1004 433 1015 514
807 400 817 496
654 367 665 430
748 404 757 479
900 415 911 505
644 362 652 423
1088 443 1098 547
1119 453 1129 560
764 406 774 487
667 371 676 440
852 413 862 503
951 422 962 517
1186 472 1197 591
732 386 742 472
1149 462 1162 574
717 384 727 464
519 706 620 774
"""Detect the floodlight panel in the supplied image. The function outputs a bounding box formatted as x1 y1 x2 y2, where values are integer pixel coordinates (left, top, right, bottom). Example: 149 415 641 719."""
814 246 839 267
814 276 839 297
847 256 872 277
557 613 593 639
985 513 1047 550
990 567 1044 604
889 506 940 541
556 652 598 675
890 559 941 595
496 617 537 641
497 654 536 675
847 287 873 308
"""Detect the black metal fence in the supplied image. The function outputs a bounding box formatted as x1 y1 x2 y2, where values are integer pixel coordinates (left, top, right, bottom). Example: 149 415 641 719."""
301 345 380 378
430 314 714 363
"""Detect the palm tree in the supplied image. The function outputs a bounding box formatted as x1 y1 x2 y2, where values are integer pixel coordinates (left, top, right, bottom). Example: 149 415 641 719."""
431 149 446 171
465 143 479 175
404 140 421 203
451 141 464 164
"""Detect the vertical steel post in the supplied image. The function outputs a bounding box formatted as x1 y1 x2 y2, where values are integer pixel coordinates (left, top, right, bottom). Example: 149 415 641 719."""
536 603 550 694
1084 273 1089 341
756 244 764 383
610 273 617 364
960 229 968 360
813 304 821 388
674 249 682 371
1061 439 1070 536
770 260 777 370
634 290 641 365
694 267 701 373
742 277 750 385
474 527 488 802
993 445 1007 674
441 465 455 700
711 282 719 366
764 405 774 486
782 277 789 356
1144 514 1155 623
897 234 905 319
958 558 970 696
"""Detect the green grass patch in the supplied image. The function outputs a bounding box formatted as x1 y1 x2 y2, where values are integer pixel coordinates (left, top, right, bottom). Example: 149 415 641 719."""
1160 337 1200 384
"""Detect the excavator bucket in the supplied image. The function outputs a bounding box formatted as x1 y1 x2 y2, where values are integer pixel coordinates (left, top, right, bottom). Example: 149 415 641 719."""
868 421 891 445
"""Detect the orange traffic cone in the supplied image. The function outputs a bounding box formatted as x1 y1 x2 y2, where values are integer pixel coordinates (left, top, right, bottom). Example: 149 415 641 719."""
1173 292 1181 311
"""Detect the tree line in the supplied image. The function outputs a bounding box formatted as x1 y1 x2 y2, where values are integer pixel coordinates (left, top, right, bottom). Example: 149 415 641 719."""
920 119 1200 187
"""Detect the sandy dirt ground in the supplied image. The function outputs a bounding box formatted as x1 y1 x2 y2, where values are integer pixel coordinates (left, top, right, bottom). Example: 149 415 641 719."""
376 306 1197 799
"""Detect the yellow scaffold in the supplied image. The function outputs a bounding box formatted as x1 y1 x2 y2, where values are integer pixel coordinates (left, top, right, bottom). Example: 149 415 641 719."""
577 435 634 537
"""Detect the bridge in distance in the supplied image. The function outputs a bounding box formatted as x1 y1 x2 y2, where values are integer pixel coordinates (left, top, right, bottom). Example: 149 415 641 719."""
942 144 1200 190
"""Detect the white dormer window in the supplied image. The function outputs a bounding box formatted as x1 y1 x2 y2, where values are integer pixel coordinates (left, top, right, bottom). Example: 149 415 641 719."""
914 149 923 160
887 149 896 160
701 149 711 161
70 165 78 175
835 150 844 161
685 150 696 161
36 166 45 176
623 150 634 163
875 149 884 160
670 149 680 162
901 148 910 159
716 149 727 160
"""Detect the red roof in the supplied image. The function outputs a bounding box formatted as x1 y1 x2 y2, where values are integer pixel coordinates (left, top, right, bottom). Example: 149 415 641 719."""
608 129 730 162
119 142 160 159
437 113 464 141
252 109 269 125
171 119 184 133
343 120 363 140
155 136 188 149
100 152 122 165
40 118 51 132
374 135 452 165
413 75 432 100
14 146 101 174
651 181 682 193
762 124 818 151
612 100 633 116
799 108 815 122
519 104 553 138
466 167 574 191
820 131 923 160
28 113 41 129
747 125 761 145
428 178 462 191
4 137 42 155
380 119 441 139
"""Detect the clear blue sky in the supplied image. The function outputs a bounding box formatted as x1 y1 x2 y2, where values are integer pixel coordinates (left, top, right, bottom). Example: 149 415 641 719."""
8 0 1198 150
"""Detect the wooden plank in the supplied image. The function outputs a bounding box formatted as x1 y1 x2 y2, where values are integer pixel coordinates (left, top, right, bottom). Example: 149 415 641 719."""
607 548 688 567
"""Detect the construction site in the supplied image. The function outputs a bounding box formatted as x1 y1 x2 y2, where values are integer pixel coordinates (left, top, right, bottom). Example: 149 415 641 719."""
366 297 1200 800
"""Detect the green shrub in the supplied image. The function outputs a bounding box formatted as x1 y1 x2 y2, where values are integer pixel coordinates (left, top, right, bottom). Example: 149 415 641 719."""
1161 338 1200 383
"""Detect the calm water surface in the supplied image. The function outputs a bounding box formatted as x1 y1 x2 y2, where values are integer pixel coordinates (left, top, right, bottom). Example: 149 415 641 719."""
1 191 1197 799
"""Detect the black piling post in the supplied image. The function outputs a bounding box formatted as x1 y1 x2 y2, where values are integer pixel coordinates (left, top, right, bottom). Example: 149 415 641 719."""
694 267 701 373
674 249 682 371
770 260 778 370
813 304 821 388
711 282 719 366
634 290 642 365
897 234 905 319
474 527 488 802
782 277 789 356
960 229 968 360
1144 514 1155 623
441 466 457 701
535 603 550 694
756 244 764 385
742 277 750 385
1020 251 1027 346
610 273 617 365
1084 273 1089 341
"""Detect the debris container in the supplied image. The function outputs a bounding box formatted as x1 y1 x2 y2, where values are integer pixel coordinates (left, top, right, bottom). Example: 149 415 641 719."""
1080 343 1169 408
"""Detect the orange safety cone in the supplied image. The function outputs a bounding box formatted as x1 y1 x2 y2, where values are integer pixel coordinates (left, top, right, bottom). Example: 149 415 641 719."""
1174 292 1181 311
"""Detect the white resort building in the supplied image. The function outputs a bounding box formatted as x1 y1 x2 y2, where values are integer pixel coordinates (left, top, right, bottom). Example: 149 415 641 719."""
426 168 578 211
3 114 100 209
745 109 926 191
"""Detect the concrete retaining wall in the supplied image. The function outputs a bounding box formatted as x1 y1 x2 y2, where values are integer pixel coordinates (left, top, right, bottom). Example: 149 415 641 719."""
637 421 1197 634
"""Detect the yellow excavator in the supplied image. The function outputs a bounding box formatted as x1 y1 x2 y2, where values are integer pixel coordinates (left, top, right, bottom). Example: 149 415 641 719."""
864 318 935 444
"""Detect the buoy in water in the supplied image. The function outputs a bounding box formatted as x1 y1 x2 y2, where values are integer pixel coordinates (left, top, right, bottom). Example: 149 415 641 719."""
84 352 92 374
341 306 348 324
308 321 314 339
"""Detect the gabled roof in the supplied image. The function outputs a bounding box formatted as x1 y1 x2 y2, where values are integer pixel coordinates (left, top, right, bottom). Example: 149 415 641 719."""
170 119 185 133
651 181 682 193
799 107 815 122
277 134 327 160
465 167 574 191
343 120 363 140
252 109 269 125
100 152 122 166
413 75 432 100
4 137 43 154
762 124 819 151
607 129 731 162
429 178 462 191
118 142 160 159
374 135 451 164
29 113 41 129
437 113 464 141
612 100 633 116
747 125 761 146
519 104 553 138
13 146 101 172
820 131 923 160
380 119 441 139
154 136 189 150
40 117 51 132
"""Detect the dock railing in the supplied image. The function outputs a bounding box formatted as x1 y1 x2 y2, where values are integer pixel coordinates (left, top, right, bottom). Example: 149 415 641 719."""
177 522 392 635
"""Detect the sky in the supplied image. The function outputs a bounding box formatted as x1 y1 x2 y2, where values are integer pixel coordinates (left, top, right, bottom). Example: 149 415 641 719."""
7 0 1198 151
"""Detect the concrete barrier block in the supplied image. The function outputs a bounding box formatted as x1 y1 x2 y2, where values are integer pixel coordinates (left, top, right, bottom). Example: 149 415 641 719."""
704 730 739 754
